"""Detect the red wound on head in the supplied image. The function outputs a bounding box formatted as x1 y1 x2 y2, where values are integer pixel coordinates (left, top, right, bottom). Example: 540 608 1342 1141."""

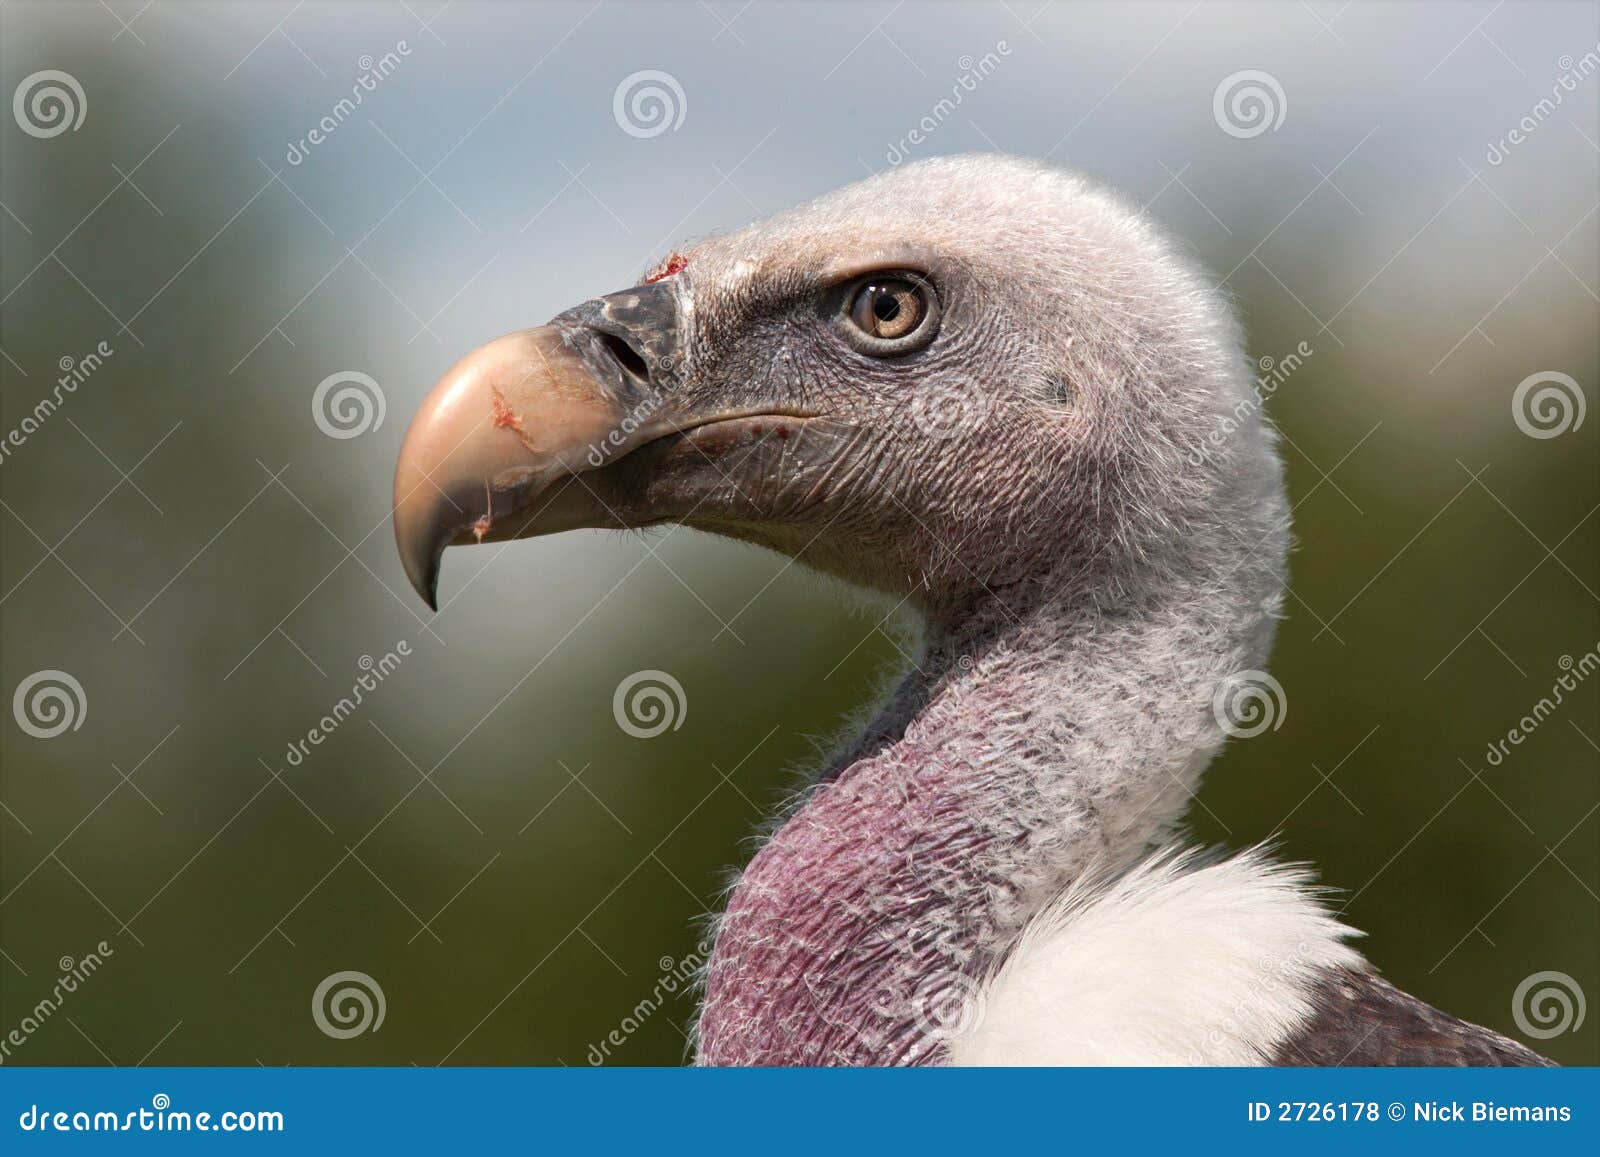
643 252 689 284
490 392 523 432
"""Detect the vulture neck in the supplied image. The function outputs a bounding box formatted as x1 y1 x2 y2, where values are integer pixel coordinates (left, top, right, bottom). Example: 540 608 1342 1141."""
696 553 1268 1066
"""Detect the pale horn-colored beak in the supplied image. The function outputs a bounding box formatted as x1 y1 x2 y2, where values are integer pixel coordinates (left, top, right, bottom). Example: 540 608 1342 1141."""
394 281 688 609
391 327 625 609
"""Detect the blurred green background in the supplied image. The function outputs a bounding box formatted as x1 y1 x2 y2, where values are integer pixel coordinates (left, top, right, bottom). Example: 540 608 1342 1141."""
1 1 1595 1066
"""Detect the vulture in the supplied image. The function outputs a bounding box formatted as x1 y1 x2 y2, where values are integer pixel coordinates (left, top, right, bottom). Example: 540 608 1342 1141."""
392 155 1551 1066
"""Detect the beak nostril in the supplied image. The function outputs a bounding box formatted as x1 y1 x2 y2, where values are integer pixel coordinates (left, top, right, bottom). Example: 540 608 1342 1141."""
598 331 650 383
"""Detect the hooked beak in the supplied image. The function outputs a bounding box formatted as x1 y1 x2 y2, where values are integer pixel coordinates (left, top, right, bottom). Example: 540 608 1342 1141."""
393 282 685 610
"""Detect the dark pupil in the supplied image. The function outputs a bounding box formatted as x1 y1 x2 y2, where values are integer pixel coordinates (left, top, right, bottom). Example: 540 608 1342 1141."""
871 289 901 323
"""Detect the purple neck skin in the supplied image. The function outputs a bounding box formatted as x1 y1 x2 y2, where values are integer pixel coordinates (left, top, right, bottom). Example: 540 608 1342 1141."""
694 567 1267 1065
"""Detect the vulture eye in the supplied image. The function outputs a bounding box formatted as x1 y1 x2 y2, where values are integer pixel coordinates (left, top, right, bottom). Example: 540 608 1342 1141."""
839 273 939 355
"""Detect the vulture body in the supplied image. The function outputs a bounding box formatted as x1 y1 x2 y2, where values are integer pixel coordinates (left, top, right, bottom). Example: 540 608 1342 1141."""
393 155 1552 1067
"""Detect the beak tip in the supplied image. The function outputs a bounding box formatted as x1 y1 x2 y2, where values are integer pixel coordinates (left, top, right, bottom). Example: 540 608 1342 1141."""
408 560 441 613
412 552 442 613
396 514 445 613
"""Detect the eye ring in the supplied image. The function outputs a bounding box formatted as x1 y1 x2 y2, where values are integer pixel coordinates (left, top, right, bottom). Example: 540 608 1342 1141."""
836 272 940 356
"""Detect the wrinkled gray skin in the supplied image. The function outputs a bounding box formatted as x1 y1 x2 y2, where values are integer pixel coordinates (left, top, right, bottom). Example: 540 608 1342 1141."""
591 156 1282 632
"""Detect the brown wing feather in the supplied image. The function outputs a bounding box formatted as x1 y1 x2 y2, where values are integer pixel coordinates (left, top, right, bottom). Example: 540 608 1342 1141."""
1273 967 1555 1067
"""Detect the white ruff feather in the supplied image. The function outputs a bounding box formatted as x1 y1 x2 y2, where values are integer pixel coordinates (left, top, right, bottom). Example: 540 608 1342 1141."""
948 847 1365 1066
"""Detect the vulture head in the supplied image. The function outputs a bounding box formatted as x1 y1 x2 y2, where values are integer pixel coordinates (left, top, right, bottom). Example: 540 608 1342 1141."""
395 154 1286 631
395 155 1534 1068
